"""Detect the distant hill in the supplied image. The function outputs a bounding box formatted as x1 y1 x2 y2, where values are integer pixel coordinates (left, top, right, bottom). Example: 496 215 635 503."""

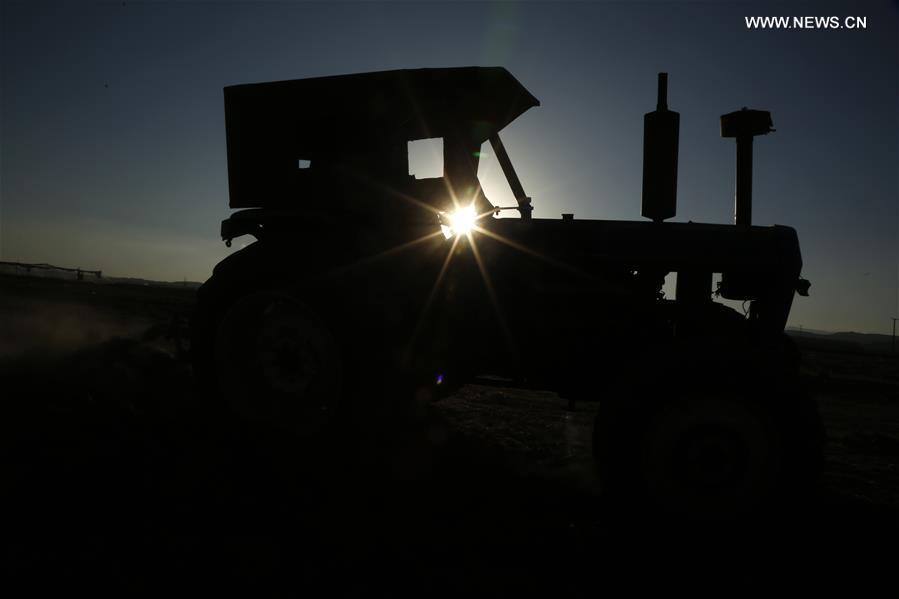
99 275 203 289
0 262 202 289
787 328 895 355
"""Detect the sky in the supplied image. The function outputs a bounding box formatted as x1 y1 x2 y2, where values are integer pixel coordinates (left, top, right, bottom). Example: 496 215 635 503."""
1 0 897 334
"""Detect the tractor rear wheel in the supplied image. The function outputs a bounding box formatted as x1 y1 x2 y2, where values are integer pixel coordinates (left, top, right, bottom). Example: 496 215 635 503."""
204 289 343 437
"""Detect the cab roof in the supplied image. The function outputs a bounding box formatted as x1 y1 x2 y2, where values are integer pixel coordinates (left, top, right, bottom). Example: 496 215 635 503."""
224 67 539 152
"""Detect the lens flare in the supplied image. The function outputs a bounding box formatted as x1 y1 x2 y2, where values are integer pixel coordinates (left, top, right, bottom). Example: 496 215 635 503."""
445 204 477 237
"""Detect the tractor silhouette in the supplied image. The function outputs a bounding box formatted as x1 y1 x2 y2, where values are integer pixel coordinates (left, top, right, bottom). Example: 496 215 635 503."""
191 67 821 519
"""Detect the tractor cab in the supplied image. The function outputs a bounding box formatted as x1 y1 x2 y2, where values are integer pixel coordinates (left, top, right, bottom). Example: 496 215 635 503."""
220 67 537 245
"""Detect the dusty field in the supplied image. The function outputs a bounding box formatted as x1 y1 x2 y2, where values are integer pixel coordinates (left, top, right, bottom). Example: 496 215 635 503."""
2 273 898 591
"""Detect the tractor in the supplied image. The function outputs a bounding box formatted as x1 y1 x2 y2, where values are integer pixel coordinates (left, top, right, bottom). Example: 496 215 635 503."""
191 67 822 519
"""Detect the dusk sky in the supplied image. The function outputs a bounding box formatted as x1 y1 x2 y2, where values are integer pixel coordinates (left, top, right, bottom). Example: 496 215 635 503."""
1 0 896 334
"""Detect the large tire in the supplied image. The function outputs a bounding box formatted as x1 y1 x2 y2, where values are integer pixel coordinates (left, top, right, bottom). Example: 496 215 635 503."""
191 283 455 438
593 383 822 522
197 289 343 437
642 394 782 519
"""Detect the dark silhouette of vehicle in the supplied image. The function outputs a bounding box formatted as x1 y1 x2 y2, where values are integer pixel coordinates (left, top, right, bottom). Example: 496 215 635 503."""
191 67 822 520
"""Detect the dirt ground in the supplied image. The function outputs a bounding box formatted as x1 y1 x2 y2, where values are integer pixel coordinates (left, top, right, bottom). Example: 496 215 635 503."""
2 273 898 592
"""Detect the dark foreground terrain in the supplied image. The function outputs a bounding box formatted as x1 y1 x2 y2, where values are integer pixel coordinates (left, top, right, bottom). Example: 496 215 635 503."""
2 273 898 593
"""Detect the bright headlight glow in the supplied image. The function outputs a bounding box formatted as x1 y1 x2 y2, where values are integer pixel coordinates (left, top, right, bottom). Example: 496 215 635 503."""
443 204 478 238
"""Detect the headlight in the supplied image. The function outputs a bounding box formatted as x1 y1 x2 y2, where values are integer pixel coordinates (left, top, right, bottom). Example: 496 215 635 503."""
439 205 478 239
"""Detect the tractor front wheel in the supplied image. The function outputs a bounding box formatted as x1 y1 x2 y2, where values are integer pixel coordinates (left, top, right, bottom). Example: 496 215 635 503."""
593 383 821 522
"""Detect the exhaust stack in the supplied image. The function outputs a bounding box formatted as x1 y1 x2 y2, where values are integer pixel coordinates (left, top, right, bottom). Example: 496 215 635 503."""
720 108 774 226
641 73 680 223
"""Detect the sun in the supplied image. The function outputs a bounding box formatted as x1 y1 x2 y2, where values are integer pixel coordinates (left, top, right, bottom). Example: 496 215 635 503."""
441 204 479 239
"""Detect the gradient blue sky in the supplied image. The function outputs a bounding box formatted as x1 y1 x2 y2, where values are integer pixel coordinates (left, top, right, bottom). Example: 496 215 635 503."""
1 0 897 333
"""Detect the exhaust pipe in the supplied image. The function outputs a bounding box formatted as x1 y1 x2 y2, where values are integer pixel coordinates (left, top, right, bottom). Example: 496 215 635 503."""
641 73 679 223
